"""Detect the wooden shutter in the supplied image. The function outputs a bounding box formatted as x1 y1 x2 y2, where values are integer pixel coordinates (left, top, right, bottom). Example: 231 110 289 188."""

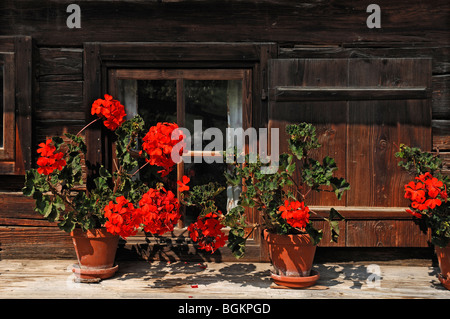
268 58 432 246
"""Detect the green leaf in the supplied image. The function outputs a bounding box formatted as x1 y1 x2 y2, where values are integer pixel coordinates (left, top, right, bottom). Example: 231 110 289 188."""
329 177 350 200
58 212 76 233
51 136 64 150
395 144 443 175
227 229 247 259
286 123 321 160
43 202 53 218
324 208 345 243
99 165 112 178
305 223 322 245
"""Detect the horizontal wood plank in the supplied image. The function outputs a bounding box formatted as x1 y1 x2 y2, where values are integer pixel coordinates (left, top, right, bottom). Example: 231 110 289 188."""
1 1 449 46
310 207 414 220
1 259 448 299
37 81 83 112
271 87 431 101
346 220 430 247
38 48 83 81
279 45 450 75
0 226 75 258
433 120 450 151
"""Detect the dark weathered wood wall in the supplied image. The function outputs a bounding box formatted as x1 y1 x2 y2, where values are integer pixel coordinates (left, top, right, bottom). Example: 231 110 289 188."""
0 0 448 259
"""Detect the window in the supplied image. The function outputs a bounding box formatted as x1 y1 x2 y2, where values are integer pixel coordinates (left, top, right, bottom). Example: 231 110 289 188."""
84 42 276 260
0 64 4 148
110 69 251 226
0 54 15 162
0 36 32 176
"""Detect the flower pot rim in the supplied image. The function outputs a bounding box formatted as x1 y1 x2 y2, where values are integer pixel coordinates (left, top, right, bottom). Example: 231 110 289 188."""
70 227 118 239
263 228 314 246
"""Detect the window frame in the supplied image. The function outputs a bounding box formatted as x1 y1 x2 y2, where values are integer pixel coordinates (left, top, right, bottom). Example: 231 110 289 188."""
0 36 32 177
0 53 15 161
83 42 277 261
108 68 252 227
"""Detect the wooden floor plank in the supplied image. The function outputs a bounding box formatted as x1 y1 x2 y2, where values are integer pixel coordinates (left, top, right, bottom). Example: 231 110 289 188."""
0 259 449 299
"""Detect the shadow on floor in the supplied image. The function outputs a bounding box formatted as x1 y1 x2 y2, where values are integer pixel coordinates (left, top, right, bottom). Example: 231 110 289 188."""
115 261 272 289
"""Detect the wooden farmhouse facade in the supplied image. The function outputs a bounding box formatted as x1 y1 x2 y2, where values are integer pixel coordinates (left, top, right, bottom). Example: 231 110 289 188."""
0 0 449 261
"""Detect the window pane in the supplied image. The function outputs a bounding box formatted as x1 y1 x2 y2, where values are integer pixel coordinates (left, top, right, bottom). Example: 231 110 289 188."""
118 79 178 189
185 80 242 150
0 65 3 148
138 80 177 128
118 79 178 129
117 76 244 227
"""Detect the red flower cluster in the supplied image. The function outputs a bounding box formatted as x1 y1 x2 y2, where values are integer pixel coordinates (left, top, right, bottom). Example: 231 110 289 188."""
404 172 448 218
104 196 142 239
138 187 181 235
278 200 310 229
91 94 126 131
141 122 185 177
188 212 228 253
177 175 190 192
36 139 66 175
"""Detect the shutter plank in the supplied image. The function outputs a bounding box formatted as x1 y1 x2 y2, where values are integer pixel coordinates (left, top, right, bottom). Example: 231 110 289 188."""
271 86 430 101
347 58 432 207
268 59 347 207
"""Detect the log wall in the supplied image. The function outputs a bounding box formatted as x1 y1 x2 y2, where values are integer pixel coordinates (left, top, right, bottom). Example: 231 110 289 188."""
0 0 448 260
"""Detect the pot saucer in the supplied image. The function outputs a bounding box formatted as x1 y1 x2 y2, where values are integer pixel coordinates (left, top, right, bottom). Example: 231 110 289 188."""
72 264 119 283
438 273 450 290
270 269 320 288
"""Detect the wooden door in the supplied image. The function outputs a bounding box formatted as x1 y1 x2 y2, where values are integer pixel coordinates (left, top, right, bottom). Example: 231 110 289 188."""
268 58 432 247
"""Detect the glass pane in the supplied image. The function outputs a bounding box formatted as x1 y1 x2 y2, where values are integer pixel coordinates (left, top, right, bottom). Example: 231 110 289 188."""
137 79 177 129
117 76 244 227
185 80 242 150
0 65 3 148
118 79 178 190
137 80 178 189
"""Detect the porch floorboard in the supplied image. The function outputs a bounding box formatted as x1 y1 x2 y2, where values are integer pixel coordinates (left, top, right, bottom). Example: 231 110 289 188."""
0 259 449 299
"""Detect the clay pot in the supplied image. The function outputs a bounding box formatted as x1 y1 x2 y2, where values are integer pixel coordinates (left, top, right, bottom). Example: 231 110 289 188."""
435 244 450 290
70 228 120 282
263 229 319 288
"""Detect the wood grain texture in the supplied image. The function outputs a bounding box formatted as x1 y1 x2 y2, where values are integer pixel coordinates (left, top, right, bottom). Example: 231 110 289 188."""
1 259 448 299
0 227 75 259
269 58 432 209
346 220 430 247
0 1 448 255
38 48 83 82
0 0 449 46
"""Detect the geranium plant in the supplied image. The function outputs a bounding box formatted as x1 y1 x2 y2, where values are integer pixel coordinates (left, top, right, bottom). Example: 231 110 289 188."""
182 123 349 258
396 144 450 247
23 94 187 240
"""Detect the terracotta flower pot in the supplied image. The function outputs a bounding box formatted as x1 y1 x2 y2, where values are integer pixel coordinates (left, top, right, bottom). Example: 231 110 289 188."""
435 244 450 290
70 228 120 282
263 229 319 288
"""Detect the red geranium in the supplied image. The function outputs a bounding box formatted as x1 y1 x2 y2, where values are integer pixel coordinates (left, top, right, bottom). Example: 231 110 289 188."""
138 187 181 235
36 139 66 175
278 199 310 229
188 212 228 253
104 196 142 239
177 175 190 192
141 122 185 177
91 94 126 131
404 172 448 218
